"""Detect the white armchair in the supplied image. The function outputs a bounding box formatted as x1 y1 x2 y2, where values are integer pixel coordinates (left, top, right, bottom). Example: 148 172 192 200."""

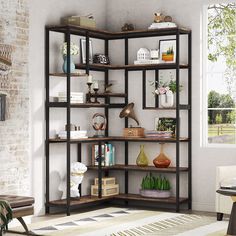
216 165 236 220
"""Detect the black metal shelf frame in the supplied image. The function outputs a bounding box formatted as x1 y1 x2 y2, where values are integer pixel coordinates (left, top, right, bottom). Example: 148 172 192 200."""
45 25 192 215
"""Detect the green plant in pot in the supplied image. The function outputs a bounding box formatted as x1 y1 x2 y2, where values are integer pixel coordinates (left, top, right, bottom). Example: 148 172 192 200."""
140 173 171 198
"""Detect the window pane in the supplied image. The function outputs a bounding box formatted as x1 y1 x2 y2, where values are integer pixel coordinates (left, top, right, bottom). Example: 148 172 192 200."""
207 3 236 145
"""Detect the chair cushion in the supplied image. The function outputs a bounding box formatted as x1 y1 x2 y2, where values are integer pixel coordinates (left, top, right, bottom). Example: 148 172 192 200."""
0 195 34 208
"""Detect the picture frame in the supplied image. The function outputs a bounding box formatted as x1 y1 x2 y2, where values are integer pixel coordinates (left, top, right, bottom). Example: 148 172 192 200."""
80 39 93 64
159 39 176 63
154 117 177 136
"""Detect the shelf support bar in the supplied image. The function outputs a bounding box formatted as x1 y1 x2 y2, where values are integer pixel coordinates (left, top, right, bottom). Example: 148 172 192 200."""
45 27 50 214
105 39 109 136
98 141 102 198
142 70 146 109
188 31 192 210
65 27 71 216
175 29 180 213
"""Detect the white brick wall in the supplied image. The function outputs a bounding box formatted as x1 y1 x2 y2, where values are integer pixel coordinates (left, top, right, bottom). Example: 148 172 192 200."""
0 0 29 195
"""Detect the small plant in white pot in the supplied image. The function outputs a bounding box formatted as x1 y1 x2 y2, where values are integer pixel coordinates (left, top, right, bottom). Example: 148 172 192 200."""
140 173 171 198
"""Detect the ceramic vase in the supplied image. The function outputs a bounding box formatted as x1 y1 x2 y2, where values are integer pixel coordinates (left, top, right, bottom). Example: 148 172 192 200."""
62 55 75 73
159 91 174 108
136 144 149 167
153 143 171 168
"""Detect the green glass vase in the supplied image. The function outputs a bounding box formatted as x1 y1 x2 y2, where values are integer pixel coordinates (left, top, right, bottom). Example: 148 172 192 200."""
136 145 149 167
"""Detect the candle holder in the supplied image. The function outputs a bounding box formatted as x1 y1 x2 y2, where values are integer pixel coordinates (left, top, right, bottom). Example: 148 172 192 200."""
86 82 93 103
93 88 100 104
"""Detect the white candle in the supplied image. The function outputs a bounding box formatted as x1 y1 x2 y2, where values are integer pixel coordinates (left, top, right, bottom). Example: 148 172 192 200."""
87 75 93 83
93 81 99 89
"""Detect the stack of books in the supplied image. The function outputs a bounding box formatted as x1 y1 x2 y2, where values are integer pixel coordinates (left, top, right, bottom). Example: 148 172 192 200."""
92 143 115 166
148 22 176 29
58 130 88 139
145 130 173 138
58 92 84 103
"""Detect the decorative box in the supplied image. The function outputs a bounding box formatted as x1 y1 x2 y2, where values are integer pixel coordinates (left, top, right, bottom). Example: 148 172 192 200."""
61 16 96 28
93 54 110 64
91 184 119 197
94 177 116 186
123 127 145 137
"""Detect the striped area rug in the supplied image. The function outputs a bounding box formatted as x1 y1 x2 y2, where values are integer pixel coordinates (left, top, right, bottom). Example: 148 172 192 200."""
8 207 228 236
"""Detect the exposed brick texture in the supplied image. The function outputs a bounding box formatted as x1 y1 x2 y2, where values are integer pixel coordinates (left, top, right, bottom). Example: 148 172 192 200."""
0 0 29 195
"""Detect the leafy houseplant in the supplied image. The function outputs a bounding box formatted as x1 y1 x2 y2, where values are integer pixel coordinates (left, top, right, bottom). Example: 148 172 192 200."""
140 173 171 198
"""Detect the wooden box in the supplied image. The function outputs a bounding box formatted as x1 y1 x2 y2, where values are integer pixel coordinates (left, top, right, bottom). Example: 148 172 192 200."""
94 177 116 186
61 16 96 28
91 184 119 196
123 127 145 137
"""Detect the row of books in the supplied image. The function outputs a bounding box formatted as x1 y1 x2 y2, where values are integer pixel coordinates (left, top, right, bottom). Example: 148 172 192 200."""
58 92 84 103
92 143 115 166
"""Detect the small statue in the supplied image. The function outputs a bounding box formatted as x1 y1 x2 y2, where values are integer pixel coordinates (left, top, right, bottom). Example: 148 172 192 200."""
59 162 87 199
154 13 172 23
121 23 135 32
105 83 113 93
154 13 164 23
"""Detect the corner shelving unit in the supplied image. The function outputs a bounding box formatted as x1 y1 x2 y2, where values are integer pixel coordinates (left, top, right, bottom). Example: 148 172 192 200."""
45 25 192 216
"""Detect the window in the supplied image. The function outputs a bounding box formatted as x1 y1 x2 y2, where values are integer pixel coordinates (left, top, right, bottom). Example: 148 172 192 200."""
204 3 236 145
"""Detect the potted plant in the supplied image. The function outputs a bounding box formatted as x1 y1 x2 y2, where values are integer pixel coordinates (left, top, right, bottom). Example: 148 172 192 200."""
150 78 183 108
140 173 171 198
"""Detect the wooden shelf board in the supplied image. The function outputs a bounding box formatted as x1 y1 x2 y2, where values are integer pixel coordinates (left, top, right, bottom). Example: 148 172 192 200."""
76 63 189 71
87 165 189 172
49 72 87 77
48 102 109 108
48 195 113 206
48 194 188 207
115 194 188 204
143 105 191 110
46 25 191 39
48 136 189 143
89 93 127 98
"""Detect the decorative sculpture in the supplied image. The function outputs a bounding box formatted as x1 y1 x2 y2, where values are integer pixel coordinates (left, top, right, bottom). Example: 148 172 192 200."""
59 162 87 199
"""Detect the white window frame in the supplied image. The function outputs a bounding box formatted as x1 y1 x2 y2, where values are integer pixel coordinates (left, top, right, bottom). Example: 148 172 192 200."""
202 3 236 148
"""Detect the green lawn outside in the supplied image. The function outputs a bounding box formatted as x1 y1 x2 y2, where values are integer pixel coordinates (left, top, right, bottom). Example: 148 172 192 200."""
208 124 236 144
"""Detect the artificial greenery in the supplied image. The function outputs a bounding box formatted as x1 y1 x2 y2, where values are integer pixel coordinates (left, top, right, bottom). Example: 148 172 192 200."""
141 173 171 191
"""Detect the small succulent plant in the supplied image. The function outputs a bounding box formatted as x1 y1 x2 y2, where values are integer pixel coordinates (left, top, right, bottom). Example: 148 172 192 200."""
141 173 171 191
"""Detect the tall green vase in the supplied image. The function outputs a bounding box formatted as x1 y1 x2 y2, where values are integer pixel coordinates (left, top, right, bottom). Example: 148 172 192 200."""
136 144 149 167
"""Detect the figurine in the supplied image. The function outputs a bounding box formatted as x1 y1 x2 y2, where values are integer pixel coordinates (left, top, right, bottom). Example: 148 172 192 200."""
154 13 164 23
121 23 135 32
154 13 172 23
59 162 87 198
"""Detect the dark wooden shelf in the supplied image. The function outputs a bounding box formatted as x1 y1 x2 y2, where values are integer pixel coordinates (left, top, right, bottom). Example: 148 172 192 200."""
48 136 189 143
47 194 188 207
48 102 109 108
87 165 189 173
49 72 87 77
48 195 113 207
46 25 191 40
76 63 189 71
143 105 191 110
115 194 188 204
89 93 127 98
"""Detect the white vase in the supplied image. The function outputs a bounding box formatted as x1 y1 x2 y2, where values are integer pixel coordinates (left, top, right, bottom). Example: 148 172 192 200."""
159 91 174 108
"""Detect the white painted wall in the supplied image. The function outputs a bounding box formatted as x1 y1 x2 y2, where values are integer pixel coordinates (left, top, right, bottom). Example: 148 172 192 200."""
29 0 107 215
29 0 236 215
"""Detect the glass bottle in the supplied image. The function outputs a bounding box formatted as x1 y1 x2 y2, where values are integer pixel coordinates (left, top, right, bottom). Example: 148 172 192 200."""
136 145 149 167
153 143 171 168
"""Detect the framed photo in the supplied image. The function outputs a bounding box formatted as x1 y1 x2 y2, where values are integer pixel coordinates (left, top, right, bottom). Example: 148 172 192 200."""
80 39 93 64
155 117 177 136
159 39 176 63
